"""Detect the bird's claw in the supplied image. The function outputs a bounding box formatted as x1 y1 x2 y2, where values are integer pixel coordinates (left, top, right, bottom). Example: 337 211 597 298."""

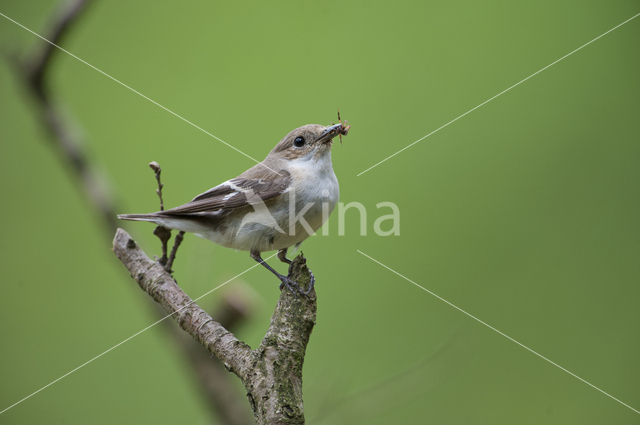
303 270 315 295
279 275 299 293
278 272 315 296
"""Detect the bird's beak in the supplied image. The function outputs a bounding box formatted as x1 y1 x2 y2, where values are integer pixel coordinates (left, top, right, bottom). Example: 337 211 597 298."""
317 123 349 144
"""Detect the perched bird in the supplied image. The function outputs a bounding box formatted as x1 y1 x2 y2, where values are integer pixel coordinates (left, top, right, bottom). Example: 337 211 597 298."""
119 122 349 293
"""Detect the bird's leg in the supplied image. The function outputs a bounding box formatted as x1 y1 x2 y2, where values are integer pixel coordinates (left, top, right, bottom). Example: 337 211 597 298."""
277 248 292 264
251 250 298 292
277 248 294 275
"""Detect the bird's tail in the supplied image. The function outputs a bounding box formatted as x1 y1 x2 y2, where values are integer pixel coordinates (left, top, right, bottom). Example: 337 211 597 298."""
118 213 202 235
117 213 162 222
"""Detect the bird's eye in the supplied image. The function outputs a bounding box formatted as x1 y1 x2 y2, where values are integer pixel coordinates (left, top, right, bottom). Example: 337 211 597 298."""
293 136 305 147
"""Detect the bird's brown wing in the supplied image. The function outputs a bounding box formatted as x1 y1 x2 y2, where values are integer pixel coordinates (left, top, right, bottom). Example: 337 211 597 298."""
160 170 291 215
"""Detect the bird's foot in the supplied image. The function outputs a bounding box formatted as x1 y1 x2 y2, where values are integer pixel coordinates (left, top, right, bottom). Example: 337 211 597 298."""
278 271 315 296
278 275 300 293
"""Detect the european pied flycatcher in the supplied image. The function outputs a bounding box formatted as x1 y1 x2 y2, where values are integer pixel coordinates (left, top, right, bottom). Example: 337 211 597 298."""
119 123 349 292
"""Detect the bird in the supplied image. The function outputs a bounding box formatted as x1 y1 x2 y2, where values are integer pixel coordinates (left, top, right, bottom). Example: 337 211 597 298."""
118 122 349 293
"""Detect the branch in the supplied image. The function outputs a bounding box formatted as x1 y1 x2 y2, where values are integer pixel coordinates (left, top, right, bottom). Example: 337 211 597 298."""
113 228 318 424
248 258 317 424
113 228 253 379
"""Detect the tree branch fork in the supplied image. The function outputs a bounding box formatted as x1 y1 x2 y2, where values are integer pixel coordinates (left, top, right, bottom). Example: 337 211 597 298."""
113 228 317 424
15 0 318 418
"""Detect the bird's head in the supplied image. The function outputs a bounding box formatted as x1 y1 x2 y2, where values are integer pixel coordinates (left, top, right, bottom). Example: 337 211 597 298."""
269 123 349 162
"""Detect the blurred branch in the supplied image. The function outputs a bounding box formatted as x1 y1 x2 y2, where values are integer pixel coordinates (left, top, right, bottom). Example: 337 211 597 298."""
23 0 91 100
11 0 118 235
9 2 256 424
114 228 317 424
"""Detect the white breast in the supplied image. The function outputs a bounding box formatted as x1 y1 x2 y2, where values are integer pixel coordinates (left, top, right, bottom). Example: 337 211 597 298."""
289 152 340 209
191 151 339 252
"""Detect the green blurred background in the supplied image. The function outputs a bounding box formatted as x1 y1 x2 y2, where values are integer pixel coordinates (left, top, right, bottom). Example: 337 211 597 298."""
1 0 639 423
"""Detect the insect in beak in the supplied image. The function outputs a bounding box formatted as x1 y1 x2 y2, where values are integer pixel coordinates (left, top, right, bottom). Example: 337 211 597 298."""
334 109 350 144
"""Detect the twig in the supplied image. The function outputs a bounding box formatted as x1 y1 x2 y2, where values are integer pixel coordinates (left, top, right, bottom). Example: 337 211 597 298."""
166 230 185 273
148 161 165 210
148 161 171 266
113 228 317 424
147 161 184 272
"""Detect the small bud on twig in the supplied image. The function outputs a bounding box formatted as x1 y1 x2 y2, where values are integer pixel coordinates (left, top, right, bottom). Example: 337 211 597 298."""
149 161 164 211
149 161 170 265
148 161 185 273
